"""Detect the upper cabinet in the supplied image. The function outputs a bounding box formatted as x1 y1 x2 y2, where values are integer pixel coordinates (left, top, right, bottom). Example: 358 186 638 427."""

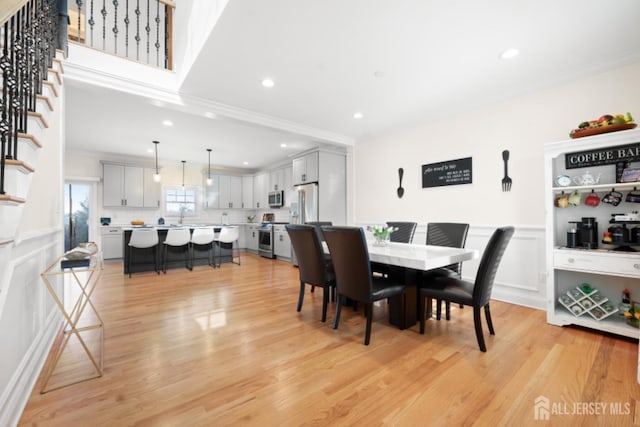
242 175 253 209
203 174 243 209
219 175 243 209
292 151 319 185
103 163 144 208
143 168 162 208
253 172 269 209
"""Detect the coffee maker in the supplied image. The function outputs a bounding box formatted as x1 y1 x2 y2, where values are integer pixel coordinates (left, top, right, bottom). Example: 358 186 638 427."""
567 217 598 249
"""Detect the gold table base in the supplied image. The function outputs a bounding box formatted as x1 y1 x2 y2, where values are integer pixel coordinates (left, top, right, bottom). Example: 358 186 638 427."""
40 253 104 393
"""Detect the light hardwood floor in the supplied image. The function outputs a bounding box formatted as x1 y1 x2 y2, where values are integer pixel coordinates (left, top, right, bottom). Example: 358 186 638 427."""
19 254 640 426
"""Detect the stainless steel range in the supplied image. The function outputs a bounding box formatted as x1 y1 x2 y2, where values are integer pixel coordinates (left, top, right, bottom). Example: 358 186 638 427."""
258 223 274 259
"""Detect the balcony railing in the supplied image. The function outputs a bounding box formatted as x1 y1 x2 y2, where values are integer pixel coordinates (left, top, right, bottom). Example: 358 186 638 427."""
69 0 174 70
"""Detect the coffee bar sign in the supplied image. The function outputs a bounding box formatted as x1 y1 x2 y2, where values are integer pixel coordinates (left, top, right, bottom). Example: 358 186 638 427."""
422 157 472 188
565 142 640 169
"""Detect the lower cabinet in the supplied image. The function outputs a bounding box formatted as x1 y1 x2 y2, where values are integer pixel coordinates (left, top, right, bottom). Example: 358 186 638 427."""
247 225 259 252
273 225 291 260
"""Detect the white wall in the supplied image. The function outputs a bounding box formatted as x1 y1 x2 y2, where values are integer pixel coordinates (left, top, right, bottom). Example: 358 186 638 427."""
350 62 640 309
352 63 640 226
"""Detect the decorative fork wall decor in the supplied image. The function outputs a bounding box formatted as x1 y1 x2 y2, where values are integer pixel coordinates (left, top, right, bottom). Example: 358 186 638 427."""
502 150 512 192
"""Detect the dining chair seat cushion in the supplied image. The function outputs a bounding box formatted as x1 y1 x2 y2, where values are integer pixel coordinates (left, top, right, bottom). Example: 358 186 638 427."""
371 277 406 301
420 276 475 307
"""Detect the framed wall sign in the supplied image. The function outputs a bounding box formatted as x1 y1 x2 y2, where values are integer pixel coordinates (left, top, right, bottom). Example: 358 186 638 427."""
422 157 472 188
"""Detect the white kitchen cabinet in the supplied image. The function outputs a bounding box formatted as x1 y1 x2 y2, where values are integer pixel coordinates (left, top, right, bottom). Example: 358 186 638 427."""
247 224 260 252
100 226 123 259
273 224 291 260
102 163 144 208
203 174 221 209
253 172 269 209
269 168 284 192
219 175 243 209
143 168 161 208
292 151 319 185
242 175 253 209
545 128 640 339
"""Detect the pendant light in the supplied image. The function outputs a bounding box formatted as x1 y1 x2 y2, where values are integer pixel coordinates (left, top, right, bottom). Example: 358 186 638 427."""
206 149 213 186
152 140 161 182
181 160 186 190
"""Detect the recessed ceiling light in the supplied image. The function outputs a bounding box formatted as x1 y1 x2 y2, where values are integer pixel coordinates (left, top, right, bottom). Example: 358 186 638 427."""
204 111 218 119
146 148 154 153
280 143 287 148
262 78 275 88
500 48 519 59
162 120 173 127
353 112 363 120
243 161 249 165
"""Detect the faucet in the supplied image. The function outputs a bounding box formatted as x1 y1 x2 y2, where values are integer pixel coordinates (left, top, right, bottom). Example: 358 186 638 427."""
179 206 186 225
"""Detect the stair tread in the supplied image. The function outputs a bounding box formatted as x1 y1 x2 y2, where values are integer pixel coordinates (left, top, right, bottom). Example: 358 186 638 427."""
5 159 35 173
17 132 43 149
43 80 58 98
27 111 49 129
0 194 26 205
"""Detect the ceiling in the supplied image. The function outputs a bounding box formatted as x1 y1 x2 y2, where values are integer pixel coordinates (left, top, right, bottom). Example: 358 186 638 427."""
65 0 640 170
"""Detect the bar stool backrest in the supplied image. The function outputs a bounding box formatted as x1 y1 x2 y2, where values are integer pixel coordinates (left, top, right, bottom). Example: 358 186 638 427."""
165 228 191 246
217 226 239 243
191 227 215 245
129 229 159 248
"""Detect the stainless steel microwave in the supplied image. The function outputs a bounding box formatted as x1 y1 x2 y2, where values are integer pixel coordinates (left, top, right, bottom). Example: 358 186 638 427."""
268 191 284 207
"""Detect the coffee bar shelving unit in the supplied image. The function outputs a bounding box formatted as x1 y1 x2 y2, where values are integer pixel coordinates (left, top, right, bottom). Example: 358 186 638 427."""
545 128 640 340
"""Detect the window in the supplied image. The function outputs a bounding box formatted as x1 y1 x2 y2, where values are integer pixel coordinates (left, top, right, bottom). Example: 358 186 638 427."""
165 187 197 217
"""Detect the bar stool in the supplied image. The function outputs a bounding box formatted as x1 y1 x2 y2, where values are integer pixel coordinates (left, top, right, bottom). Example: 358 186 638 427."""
163 228 192 273
190 227 216 268
214 226 240 267
128 228 159 278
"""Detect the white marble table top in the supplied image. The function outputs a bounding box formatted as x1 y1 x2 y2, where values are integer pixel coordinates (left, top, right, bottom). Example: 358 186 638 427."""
366 241 479 271
323 240 479 271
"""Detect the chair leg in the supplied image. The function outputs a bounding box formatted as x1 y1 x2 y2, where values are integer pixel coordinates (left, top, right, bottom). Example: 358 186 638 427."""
154 246 159 274
162 245 167 273
297 281 305 312
321 286 329 323
445 301 451 320
436 299 442 320
310 285 315 293
333 296 343 329
473 306 487 352
484 303 495 335
419 294 426 334
364 303 373 345
128 247 132 278
185 245 192 271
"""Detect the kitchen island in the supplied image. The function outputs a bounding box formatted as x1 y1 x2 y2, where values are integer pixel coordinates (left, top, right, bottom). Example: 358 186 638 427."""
122 225 235 275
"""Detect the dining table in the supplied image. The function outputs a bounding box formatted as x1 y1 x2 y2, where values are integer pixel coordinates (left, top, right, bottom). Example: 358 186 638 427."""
358 240 479 329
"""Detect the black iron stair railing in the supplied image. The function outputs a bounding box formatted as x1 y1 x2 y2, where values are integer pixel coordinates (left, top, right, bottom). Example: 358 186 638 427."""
1 0 60 197
70 0 174 70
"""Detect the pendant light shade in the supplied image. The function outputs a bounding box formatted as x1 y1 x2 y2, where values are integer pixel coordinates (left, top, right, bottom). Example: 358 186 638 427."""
181 160 186 190
206 149 213 186
152 141 161 182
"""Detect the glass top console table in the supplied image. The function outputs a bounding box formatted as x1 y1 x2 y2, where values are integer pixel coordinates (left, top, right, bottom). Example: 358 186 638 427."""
40 251 104 393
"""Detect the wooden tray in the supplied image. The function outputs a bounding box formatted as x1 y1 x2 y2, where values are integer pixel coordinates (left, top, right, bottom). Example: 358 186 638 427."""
570 123 637 139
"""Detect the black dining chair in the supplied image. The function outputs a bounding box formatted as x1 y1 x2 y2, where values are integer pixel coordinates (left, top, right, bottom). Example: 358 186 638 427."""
387 221 417 243
418 226 514 352
424 222 470 320
286 224 336 322
322 226 406 345
304 221 332 294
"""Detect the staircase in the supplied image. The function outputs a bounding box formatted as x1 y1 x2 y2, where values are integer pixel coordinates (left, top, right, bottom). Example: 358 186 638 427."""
0 0 62 241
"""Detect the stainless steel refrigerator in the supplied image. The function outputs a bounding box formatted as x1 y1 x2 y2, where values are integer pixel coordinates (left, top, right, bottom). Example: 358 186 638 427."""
291 183 318 266
297 182 318 224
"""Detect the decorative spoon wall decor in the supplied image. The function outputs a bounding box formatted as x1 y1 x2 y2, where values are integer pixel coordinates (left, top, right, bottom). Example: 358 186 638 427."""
397 168 405 198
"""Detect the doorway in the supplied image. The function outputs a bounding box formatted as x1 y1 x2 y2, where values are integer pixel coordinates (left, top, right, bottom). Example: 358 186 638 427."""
63 182 92 251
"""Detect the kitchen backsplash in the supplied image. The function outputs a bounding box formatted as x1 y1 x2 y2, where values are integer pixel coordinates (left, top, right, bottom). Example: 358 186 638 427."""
101 208 291 226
